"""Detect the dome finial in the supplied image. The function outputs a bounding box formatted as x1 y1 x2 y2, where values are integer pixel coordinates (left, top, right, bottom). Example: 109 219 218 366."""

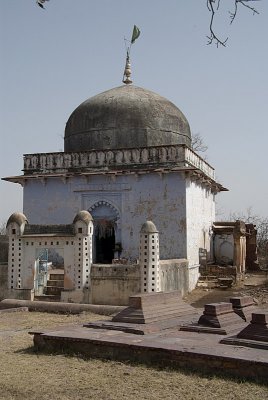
123 50 133 85
122 25 141 85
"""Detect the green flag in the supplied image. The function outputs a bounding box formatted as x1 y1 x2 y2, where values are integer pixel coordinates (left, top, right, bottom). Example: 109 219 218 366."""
131 25 140 44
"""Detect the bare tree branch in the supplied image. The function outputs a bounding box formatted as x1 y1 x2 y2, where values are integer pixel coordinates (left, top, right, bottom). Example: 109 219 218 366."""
191 133 208 154
0 221 6 235
207 0 228 47
207 0 260 47
230 0 260 24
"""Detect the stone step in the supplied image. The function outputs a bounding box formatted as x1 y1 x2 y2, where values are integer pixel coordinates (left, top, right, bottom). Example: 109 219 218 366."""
218 277 233 287
45 286 64 296
47 279 64 287
34 295 61 302
197 281 219 288
49 273 64 281
198 275 218 280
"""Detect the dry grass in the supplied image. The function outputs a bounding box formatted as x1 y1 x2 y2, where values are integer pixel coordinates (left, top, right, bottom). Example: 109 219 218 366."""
0 311 267 400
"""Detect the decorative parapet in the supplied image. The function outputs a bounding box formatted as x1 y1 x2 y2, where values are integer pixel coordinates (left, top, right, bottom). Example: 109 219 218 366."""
184 147 214 180
23 144 215 180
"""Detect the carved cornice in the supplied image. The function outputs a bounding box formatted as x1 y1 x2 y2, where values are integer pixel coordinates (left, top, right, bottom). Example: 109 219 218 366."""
2 145 228 192
21 144 215 179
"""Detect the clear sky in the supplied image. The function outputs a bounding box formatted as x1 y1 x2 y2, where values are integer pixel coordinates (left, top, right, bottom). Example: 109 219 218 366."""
0 0 267 224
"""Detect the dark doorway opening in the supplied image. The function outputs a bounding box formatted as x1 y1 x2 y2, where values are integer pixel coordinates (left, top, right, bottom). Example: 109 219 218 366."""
95 221 115 264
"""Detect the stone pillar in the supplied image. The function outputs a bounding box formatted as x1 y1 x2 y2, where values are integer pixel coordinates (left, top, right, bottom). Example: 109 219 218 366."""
245 224 259 271
73 211 94 291
139 221 160 293
6 213 27 290
233 220 246 279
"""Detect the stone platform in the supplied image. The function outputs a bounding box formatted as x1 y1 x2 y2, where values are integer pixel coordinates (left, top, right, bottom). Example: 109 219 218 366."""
85 291 198 334
31 324 268 380
29 292 268 379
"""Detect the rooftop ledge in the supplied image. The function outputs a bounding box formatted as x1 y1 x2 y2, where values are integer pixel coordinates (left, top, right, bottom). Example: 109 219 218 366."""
22 144 215 177
2 145 227 191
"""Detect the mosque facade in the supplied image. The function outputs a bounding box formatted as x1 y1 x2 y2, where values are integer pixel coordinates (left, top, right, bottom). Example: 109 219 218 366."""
3 80 226 304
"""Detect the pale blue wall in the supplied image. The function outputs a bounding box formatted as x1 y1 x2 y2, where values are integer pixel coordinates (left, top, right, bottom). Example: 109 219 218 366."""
23 172 187 260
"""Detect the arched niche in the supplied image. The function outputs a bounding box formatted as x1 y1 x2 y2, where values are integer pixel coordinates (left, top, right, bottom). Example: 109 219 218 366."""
88 200 121 263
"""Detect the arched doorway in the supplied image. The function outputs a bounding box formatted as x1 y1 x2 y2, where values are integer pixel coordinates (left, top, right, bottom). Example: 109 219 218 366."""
88 201 121 264
94 220 115 263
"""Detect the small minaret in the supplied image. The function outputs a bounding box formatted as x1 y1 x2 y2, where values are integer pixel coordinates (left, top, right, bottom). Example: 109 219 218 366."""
139 221 160 293
73 211 94 291
6 212 28 290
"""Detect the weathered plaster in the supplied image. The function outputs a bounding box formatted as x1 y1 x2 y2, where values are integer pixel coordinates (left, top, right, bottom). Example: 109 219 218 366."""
23 172 188 260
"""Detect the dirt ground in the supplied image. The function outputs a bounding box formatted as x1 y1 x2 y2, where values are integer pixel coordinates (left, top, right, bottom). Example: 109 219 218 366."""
184 272 268 309
0 273 268 400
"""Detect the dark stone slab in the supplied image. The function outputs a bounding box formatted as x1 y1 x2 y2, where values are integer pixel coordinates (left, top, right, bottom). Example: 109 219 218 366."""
220 336 268 350
23 224 75 236
84 313 198 335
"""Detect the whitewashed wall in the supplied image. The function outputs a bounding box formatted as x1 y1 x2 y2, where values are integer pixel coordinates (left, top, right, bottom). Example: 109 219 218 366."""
23 172 188 261
6 227 92 292
185 178 215 288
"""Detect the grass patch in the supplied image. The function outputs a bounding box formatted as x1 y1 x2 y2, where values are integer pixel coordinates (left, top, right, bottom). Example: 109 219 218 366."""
0 311 267 400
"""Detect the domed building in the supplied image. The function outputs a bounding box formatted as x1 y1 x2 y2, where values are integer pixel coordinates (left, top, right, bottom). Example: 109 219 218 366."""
64 85 191 152
3 75 226 303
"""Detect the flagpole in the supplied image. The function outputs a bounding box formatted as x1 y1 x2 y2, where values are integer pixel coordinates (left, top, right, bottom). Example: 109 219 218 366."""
122 25 140 85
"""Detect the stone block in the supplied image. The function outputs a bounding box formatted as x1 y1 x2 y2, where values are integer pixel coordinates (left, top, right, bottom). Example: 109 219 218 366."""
181 302 246 335
230 296 254 308
112 291 198 326
237 312 268 343
229 296 258 321
198 302 243 329
251 313 268 325
203 303 233 316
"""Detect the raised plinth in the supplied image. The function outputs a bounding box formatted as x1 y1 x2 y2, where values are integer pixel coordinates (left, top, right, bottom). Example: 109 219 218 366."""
237 313 268 342
221 312 268 350
181 302 246 335
84 291 198 334
112 291 198 324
